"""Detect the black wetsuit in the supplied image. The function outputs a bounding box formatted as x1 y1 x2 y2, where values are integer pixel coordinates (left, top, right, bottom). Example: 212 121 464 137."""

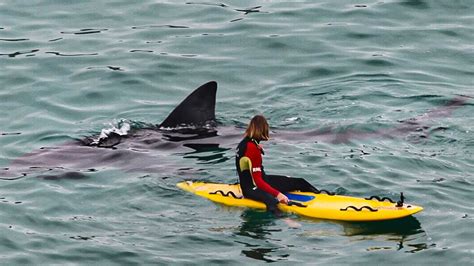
235 137 318 213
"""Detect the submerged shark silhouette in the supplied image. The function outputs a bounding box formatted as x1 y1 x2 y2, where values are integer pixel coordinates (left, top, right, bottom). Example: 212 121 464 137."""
0 81 468 180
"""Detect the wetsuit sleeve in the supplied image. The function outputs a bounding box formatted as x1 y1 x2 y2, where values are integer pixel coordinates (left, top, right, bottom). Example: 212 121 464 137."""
245 142 280 197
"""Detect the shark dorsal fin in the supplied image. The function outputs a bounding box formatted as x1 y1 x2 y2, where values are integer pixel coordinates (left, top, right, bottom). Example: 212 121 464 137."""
159 81 217 128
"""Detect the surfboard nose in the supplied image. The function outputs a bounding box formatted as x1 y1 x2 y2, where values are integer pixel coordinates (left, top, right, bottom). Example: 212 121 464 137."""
176 181 196 193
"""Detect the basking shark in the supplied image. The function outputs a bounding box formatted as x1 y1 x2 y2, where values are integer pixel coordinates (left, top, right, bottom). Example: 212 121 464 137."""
0 81 468 180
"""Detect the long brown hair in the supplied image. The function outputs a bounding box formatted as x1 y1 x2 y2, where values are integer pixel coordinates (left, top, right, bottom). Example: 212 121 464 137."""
245 115 269 141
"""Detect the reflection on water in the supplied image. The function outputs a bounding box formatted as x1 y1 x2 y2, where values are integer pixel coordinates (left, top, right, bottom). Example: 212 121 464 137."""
235 210 431 262
340 216 432 253
241 247 281 263
341 216 423 236
236 210 278 239
234 210 289 263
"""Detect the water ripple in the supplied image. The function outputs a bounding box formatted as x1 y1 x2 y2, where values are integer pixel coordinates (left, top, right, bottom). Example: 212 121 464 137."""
185 2 228 8
0 49 39 58
0 38 29 42
45 51 99 57
132 25 190 30
48 38 63 42
0 0 473 264
60 28 108 35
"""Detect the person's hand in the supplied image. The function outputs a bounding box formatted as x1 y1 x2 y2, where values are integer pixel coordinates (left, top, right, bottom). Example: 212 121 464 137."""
277 193 289 205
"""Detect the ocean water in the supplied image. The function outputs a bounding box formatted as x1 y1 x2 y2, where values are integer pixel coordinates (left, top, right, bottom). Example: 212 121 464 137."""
1 0 473 264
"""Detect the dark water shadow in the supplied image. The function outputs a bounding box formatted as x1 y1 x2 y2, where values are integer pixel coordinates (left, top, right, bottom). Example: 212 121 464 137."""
338 216 423 236
234 210 289 263
349 217 432 253
233 206 428 261
235 210 278 239
161 127 218 142
302 215 430 253
181 143 231 164
36 171 90 180
0 166 96 181
343 217 432 253
399 0 429 9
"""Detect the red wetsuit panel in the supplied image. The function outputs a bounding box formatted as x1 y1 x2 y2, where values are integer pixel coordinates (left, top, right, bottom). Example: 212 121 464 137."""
245 142 280 197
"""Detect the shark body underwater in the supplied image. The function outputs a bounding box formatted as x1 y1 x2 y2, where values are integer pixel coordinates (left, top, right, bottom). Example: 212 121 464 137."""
1 81 469 180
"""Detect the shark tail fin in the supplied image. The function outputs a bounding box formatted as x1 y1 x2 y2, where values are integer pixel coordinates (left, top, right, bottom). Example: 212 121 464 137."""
158 81 217 129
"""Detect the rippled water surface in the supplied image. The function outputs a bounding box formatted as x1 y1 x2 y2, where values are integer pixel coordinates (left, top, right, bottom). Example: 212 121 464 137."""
1 0 473 264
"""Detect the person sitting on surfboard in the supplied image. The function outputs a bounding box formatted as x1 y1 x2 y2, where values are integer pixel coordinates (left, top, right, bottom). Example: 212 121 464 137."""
236 115 320 214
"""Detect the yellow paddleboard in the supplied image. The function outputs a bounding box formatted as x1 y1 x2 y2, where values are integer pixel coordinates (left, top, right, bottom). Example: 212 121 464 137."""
177 181 423 222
